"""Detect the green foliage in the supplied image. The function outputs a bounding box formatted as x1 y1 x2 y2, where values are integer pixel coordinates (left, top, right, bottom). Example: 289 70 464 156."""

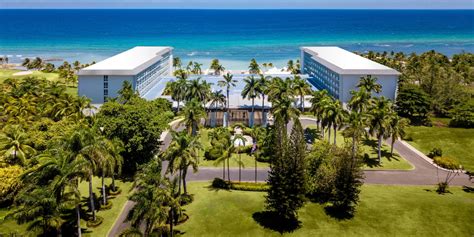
211 178 230 189
449 100 474 128
97 97 173 173
265 119 306 221
427 147 443 159
306 141 336 203
396 84 431 125
433 157 461 170
0 165 23 203
230 182 269 192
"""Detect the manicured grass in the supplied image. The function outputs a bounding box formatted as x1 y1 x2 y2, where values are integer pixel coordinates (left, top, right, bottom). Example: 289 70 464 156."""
306 125 413 170
406 126 474 172
178 182 474 236
199 128 269 168
0 177 132 237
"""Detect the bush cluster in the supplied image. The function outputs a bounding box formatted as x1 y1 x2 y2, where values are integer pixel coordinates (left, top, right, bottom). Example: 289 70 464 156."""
211 178 230 189
229 182 269 192
433 157 461 170
427 148 443 159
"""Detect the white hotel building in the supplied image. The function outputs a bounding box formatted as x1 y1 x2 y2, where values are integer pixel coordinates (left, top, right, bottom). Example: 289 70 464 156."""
78 46 173 103
301 46 400 103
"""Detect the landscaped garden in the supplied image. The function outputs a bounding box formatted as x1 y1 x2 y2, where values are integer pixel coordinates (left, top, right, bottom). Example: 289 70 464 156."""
179 182 474 236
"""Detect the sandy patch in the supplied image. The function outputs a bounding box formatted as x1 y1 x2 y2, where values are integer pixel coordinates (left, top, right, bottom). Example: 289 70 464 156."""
13 71 33 76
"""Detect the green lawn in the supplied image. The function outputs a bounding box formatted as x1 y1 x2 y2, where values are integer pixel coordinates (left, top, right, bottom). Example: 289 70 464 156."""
306 125 413 170
178 182 474 236
0 69 77 95
199 128 269 168
406 126 474 172
0 177 132 237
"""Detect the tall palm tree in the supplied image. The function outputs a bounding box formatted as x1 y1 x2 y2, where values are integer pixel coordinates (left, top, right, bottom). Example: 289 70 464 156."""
357 75 382 94
233 133 247 182
248 58 260 74
0 125 36 166
97 138 123 205
209 90 226 127
173 57 182 70
256 74 270 126
267 77 294 102
292 76 312 112
389 115 409 156
343 111 367 159
368 97 394 163
181 99 206 136
186 78 212 103
164 131 202 194
210 59 225 75
216 142 234 182
118 80 136 103
325 101 346 145
164 78 187 113
309 90 329 131
271 96 300 133
348 89 372 114
241 76 260 127
218 73 237 126
192 62 203 75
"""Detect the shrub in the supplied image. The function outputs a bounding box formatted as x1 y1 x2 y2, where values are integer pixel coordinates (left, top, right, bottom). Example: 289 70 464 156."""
433 157 461 170
205 147 222 161
180 193 194 205
230 182 269 192
87 216 104 228
211 178 230 189
243 127 253 136
449 102 474 128
427 148 443 158
0 165 23 203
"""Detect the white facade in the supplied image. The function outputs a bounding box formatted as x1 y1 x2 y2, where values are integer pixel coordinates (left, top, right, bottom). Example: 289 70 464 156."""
78 46 173 103
301 46 400 103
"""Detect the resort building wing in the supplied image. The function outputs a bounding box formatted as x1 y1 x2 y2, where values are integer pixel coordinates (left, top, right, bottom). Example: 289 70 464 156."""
78 46 173 103
301 46 400 103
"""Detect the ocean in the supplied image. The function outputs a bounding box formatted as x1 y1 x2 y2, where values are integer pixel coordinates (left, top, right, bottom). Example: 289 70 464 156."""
1 9 473 69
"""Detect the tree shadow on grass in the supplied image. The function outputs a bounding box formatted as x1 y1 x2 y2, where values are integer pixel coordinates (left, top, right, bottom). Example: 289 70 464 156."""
252 211 301 234
324 205 355 220
462 186 474 193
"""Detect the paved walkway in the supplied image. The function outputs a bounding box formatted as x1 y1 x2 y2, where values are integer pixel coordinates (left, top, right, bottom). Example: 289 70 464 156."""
108 118 472 236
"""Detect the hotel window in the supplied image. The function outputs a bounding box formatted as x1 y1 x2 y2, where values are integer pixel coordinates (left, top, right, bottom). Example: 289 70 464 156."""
103 75 109 102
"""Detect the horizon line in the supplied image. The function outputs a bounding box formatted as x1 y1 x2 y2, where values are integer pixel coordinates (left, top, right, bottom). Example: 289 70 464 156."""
1 8 473 10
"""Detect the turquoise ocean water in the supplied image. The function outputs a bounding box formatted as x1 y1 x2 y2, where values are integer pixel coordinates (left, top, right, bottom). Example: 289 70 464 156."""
1 10 473 69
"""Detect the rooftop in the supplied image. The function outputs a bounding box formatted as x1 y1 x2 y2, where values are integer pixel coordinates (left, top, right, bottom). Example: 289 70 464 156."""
302 46 400 75
78 46 172 76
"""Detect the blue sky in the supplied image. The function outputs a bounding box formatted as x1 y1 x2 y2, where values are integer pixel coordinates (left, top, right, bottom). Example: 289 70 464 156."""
1 0 473 9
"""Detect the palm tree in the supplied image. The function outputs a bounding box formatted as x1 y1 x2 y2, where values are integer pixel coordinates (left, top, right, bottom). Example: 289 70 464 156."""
128 183 169 236
233 133 247 182
218 73 237 126
97 138 123 205
186 78 212 103
209 90 226 127
173 57 182 70
181 99 206 136
287 60 295 73
249 58 260 74
267 77 294 102
0 125 36 166
271 96 300 133
186 61 194 73
357 75 382 94
343 111 367 159
164 131 202 194
118 80 136 103
292 76 312 112
309 90 330 131
210 59 225 75
192 62 203 75
216 142 234 182
241 76 260 127
164 78 187 113
256 74 270 126
368 97 394 163
325 101 346 145
165 178 183 237
389 115 409 156
348 89 372 114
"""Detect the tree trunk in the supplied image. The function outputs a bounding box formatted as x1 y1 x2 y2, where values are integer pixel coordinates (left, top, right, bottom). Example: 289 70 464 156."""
227 157 230 182
352 135 357 159
226 89 230 127
378 134 383 163
102 174 106 205
177 100 180 113
391 136 395 156
111 174 116 192
76 204 82 237
89 174 96 221
178 169 182 195
262 94 265 127
223 161 226 179
182 166 188 194
321 125 325 139
239 151 241 182
169 210 174 237
328 125 331 143
255 156 257 183
301 95 304 112
251 98 255 127
333 125 337 145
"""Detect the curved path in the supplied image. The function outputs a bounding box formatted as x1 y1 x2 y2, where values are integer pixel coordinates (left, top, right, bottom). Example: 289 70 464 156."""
108 118 472 236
